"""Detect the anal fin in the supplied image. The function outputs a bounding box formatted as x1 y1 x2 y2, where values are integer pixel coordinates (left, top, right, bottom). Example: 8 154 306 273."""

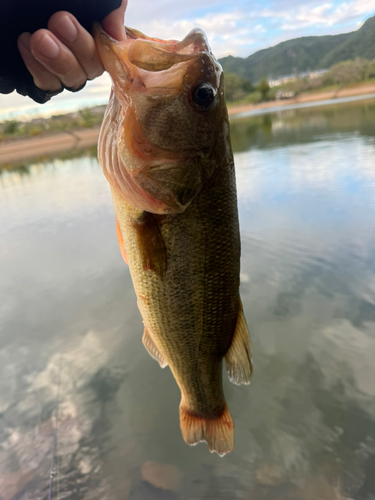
225 301 253 385
142 328 167 368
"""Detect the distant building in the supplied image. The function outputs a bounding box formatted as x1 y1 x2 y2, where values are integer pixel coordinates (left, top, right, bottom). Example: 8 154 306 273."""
268 69 328 88
275 90 296 100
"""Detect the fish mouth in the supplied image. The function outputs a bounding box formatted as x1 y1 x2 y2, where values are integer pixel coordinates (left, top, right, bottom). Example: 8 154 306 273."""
93 24 216 98
94 24 224 215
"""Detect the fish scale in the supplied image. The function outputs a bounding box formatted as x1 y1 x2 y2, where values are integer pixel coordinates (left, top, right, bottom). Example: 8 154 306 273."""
95 23 253 455
113 157 239 419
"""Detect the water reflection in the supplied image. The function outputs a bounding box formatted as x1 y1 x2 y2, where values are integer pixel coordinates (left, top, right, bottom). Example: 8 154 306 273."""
230 99 375 152
1 101 375 499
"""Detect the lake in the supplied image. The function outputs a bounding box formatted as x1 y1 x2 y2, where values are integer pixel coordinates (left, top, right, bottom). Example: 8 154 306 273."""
1 99 375 499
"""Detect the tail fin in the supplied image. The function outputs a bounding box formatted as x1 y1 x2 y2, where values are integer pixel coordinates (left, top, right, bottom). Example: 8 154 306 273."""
179 404 234 456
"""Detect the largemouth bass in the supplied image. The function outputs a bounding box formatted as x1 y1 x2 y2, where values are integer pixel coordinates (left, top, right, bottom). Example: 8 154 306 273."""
94 25 252 456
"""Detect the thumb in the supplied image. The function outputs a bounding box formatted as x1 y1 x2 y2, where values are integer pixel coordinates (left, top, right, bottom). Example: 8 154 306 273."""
102 0 128 41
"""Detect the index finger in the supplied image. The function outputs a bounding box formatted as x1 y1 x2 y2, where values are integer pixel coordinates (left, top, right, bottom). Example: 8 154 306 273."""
102 0 128 41
48 12 104 80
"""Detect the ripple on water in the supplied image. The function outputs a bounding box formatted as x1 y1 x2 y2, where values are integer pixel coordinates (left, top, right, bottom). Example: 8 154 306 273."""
1 102 375 499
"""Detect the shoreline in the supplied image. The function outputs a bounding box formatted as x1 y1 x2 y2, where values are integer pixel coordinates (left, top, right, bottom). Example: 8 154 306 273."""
227 82 375 117
1 82 375 166
0 128 100 166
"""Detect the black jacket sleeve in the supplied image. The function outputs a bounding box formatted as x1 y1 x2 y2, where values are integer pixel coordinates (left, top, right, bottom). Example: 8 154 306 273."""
0 0 121 103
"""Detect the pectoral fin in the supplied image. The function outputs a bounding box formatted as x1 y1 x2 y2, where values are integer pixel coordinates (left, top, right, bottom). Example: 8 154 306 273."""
225 301 252 385
143 328 167 368
115 219 128 265
132 212 167 278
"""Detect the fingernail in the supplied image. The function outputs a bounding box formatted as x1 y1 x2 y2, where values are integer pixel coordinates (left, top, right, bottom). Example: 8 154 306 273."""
38 33 60 59
18 33 32 51
54 16 78 42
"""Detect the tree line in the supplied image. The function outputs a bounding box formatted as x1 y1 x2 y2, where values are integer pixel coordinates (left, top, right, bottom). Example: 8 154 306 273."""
224 57 375 104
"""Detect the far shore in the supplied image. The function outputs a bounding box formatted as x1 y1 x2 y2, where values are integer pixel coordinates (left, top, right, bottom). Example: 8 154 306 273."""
1 82 375 167
0 128 100 166
227 81 375 116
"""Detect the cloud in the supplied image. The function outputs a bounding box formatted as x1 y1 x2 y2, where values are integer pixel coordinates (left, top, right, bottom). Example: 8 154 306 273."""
130 11 257 57
1 0 375 117
125 0 375 58
0 75 112 121
262 0 375 31
125 0 227 24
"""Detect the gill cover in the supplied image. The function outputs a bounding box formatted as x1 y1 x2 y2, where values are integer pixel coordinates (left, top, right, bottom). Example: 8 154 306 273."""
94 24 225 214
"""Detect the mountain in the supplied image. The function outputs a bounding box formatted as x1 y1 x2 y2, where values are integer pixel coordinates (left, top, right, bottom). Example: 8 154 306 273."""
219 15 375 83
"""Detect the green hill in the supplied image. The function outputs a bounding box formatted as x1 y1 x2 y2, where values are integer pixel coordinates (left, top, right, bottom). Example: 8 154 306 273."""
219 15 375 83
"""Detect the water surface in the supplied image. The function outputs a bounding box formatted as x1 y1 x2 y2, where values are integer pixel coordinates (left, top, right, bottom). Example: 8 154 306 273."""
1 100 375 499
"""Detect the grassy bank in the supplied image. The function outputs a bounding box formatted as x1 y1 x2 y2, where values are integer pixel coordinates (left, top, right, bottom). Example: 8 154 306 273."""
1 78 375 169
0 105 106 143
226 78 375 109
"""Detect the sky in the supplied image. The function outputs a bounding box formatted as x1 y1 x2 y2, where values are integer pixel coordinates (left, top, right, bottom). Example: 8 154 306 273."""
0 0 374 120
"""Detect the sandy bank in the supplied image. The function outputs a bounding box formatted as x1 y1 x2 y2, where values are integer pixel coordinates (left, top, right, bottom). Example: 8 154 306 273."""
0 127 100 166
1 82 375 166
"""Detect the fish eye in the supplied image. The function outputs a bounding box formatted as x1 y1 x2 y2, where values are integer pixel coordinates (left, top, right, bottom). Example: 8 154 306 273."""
192 83 217 110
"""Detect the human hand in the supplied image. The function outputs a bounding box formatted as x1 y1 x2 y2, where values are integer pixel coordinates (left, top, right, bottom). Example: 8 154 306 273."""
17 0 127 96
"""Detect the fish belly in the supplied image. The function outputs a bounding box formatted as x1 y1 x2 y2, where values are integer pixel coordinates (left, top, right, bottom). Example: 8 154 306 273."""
112 161 245 455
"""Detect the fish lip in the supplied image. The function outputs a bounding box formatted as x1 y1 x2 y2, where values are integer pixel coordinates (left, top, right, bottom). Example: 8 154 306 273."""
96 25 224 214
94 23 217 85
93 22 116 51
93 23 137 90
